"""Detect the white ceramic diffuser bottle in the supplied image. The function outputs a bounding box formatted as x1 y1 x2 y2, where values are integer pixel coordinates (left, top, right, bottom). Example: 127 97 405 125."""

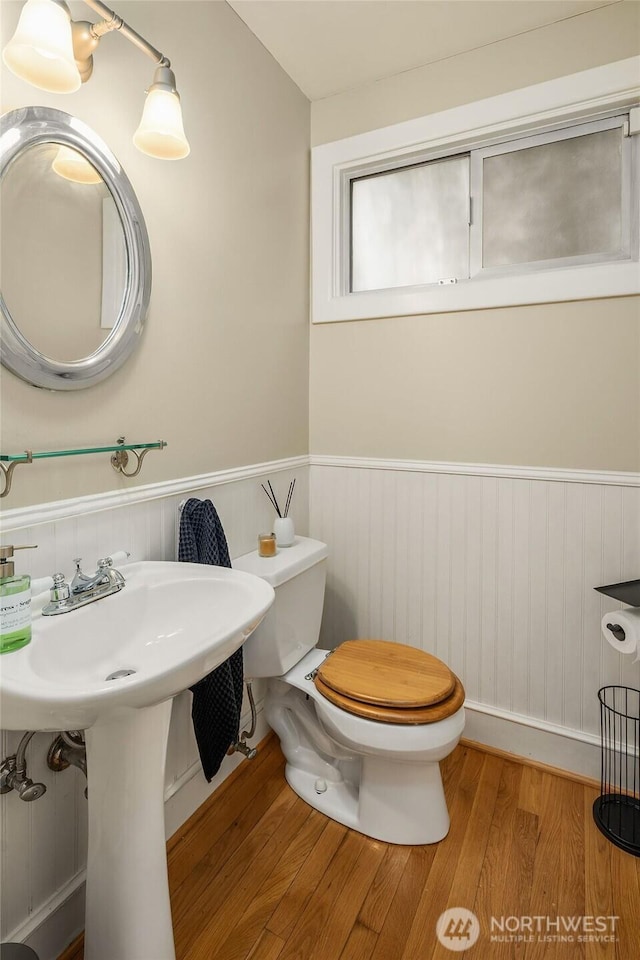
273 516 295 547
261 479 296 548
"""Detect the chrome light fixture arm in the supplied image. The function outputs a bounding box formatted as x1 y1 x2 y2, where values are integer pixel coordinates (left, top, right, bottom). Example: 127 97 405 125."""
3 0 189 159
80 0 170 69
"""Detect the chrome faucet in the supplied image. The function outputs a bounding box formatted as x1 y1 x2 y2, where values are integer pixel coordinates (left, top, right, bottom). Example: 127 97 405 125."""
43 557 125 616
70 557 123 596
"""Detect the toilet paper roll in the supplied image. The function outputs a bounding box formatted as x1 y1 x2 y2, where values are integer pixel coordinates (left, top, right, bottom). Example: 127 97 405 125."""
602 608 640 659
30 575 54 597
105 550 131 567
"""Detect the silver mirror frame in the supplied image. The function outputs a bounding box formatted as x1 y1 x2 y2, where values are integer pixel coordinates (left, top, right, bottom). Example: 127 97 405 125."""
0 106 151 390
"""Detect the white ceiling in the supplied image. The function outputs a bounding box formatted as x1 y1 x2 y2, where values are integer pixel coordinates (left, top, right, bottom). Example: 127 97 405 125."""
227 0 617 100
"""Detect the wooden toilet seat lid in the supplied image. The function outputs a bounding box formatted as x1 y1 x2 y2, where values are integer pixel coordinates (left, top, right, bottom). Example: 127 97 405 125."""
315 639 455 708
314 672 465 725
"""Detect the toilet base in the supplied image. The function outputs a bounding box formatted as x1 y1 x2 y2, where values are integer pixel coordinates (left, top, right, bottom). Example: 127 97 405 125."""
285 764 359 833
265 669 460 845
285 753 451 845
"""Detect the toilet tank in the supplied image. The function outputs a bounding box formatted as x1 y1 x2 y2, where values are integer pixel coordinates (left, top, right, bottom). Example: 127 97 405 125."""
234 537 328 678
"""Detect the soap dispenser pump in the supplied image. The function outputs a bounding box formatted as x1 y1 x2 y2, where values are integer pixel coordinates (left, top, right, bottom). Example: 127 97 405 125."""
0 544 37 654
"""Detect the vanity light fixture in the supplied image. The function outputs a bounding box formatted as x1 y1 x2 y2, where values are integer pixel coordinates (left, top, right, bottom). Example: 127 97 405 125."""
2 0 80 94
52 144 103 184
2 0 190 160
133 66 189 160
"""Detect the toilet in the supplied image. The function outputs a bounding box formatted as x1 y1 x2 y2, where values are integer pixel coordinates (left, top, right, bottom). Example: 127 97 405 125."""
234 537 465 845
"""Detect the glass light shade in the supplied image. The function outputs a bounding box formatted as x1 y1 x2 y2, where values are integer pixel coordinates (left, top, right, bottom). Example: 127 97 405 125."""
133 88 190 160
2 0 80 93
52 145 102 184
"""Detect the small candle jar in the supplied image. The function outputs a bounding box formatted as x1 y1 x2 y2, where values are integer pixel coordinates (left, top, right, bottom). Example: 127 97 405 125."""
258 532 277 557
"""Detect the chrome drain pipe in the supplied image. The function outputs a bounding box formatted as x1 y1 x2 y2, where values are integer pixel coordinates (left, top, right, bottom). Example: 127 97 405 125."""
47 731 88 797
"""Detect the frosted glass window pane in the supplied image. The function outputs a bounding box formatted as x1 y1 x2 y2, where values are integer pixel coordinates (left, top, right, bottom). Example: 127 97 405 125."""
482 128 623 268
351 155 469 292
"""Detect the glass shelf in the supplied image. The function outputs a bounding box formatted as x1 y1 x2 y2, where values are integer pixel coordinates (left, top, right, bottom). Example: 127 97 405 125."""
0 439 167 498
1 441 166 462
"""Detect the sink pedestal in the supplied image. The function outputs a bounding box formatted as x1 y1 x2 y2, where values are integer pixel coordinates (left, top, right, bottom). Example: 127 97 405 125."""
84 700 175 960
0 561 274 957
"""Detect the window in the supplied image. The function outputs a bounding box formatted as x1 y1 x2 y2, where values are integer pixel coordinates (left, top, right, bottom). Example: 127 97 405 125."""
311 58 640 323
473 118 630 274
347 116 632 294
351 154 470 291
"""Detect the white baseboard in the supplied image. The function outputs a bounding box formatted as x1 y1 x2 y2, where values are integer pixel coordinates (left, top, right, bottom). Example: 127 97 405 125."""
16 875 85 960
464 700 601 781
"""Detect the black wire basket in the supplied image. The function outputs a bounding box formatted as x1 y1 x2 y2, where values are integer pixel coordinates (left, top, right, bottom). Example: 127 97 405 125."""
593 686 640 857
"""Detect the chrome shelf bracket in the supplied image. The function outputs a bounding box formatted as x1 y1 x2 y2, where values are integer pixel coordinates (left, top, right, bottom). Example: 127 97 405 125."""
0 450 32 498
110 436 166 477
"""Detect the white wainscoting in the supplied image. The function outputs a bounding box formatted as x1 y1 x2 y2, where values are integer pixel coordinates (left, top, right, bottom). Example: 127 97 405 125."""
0 457 308 958
309 457 640 777
2 452 639 956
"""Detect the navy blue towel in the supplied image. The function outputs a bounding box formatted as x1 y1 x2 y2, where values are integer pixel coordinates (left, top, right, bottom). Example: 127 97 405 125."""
178 498 244 782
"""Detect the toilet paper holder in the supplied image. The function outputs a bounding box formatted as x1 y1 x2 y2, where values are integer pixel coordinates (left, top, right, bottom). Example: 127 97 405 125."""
594 578 640 607
606 622 626 642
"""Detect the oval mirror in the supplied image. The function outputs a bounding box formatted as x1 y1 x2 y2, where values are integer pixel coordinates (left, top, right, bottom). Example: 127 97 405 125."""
0 106 151 390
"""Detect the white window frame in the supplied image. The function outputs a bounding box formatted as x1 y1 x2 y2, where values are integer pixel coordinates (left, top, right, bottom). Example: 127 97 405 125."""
311 57 640 324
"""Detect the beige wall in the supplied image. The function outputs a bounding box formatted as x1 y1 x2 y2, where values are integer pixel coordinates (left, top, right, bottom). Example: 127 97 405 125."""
2 1 639 502
0 1 310 507
310 1 640 471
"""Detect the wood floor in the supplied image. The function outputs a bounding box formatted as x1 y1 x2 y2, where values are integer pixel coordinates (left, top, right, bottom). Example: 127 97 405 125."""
60 734 640 960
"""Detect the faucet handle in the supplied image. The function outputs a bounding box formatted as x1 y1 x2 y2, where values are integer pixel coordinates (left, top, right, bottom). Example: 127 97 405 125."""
50 573 70 603
97 557 125 588
70 559 87 591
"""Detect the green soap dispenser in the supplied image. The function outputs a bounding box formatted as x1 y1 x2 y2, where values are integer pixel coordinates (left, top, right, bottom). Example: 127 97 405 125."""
0 544 37 653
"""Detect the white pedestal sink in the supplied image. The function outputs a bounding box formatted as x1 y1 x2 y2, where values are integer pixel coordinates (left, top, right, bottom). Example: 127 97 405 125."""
0 561 275 960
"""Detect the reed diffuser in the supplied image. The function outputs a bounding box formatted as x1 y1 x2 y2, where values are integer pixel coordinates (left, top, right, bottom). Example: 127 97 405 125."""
261 479 296 546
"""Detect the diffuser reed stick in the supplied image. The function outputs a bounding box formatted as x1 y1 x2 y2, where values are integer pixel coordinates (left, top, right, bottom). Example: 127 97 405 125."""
284 478 296 518
267 480 281 517
261 483 281 517
261 479 296 518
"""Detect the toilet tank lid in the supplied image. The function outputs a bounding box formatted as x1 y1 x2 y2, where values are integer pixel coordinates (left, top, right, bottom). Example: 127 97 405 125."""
233 536 328 587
